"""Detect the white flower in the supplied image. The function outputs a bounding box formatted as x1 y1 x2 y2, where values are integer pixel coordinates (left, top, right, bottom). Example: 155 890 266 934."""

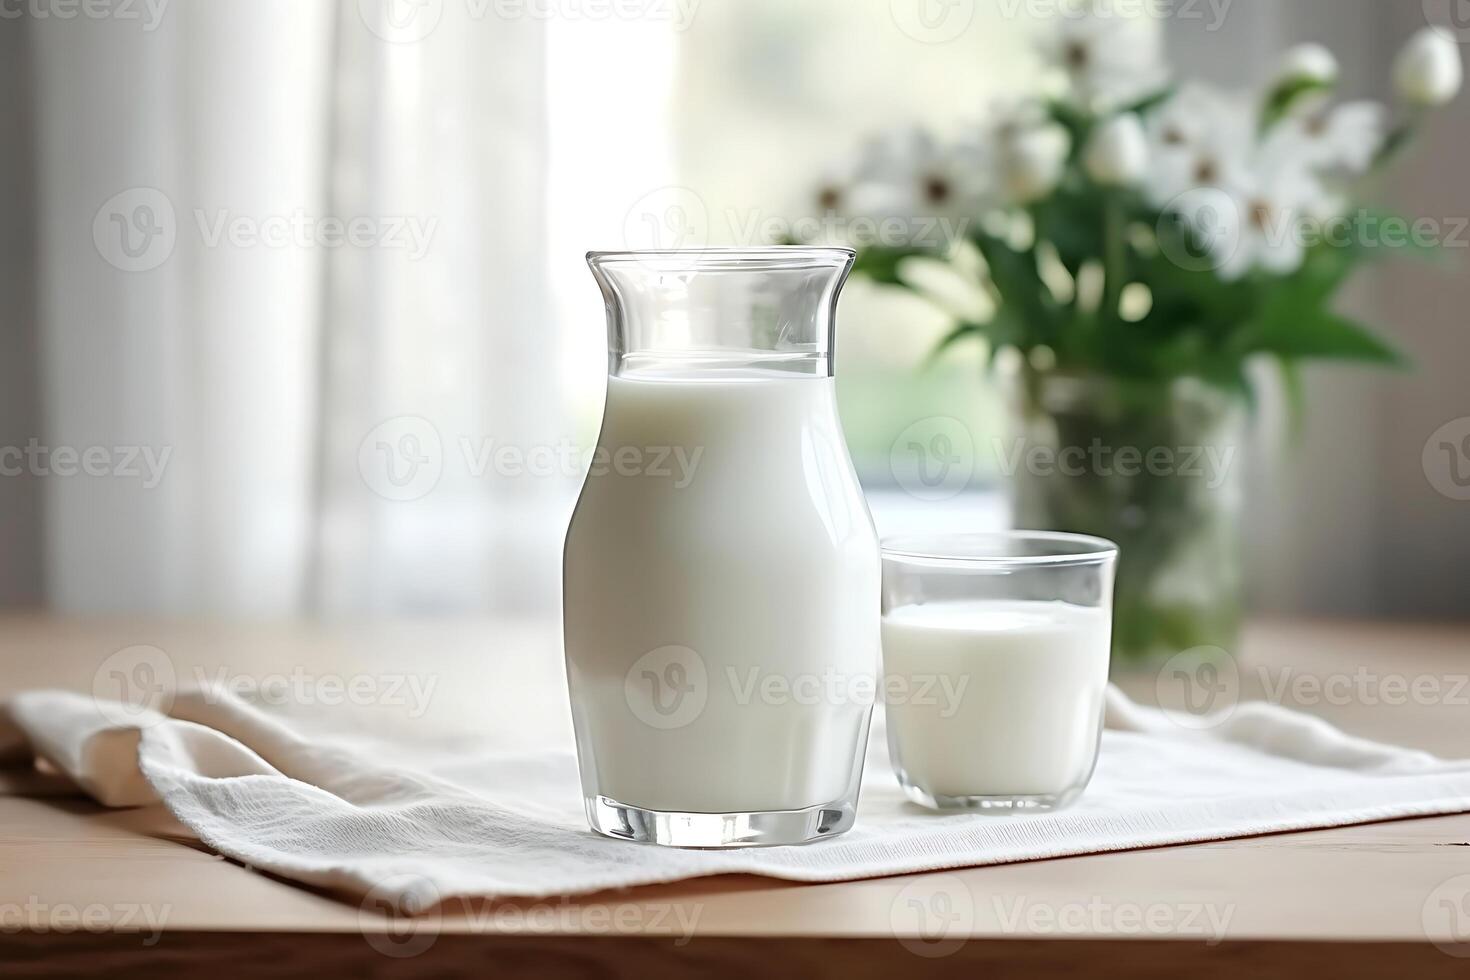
1142 84 1255 207
1085 113 1148 186
1263 101 1386 178
787 138 896 244
1000 124 1071 203
849 128 987 245
1171 160 1327 280
1036 1 1169 112
799 159 869 220
974 100 1071 205
1277 43 1339 87
1395 28 1463 107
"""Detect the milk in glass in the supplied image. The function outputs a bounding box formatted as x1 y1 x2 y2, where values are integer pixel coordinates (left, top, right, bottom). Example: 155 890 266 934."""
882 599 1109 800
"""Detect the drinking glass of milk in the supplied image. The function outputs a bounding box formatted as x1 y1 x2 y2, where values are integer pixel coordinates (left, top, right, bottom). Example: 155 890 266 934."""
564 247 881 848
881 532 1117 812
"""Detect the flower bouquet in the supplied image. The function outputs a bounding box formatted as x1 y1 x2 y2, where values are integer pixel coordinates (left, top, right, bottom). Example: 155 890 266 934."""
799 9 1463 664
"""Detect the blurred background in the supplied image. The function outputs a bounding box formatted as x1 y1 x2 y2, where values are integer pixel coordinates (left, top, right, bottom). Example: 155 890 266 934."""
1 0 1465 624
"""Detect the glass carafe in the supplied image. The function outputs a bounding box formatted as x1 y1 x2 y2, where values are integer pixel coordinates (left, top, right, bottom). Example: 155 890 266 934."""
564 247 880 847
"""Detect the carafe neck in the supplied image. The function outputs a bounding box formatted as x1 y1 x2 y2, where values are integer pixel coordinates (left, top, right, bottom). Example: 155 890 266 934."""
587 247 855 380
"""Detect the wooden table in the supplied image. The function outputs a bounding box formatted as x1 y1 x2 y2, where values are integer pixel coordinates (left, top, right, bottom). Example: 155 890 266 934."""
1 615 1468 977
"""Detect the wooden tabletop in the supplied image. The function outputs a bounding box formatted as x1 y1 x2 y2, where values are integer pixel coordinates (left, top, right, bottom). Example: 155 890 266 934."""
1 614 1468 977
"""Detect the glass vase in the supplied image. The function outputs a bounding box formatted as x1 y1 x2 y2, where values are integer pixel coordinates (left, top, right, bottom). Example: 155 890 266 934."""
1007 367 1245 668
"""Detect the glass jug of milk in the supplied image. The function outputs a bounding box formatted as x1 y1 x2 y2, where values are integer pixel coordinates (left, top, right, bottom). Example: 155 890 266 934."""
564 247 880 847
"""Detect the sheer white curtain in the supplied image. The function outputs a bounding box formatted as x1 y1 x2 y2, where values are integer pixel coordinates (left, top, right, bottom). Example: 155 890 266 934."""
314 2 565 615
29 0 563 616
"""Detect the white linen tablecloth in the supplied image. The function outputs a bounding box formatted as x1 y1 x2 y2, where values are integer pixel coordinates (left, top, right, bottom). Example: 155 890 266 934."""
3 684 1468 912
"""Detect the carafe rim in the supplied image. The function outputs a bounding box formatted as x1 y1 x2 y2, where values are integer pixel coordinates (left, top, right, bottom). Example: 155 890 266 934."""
587 246 855 269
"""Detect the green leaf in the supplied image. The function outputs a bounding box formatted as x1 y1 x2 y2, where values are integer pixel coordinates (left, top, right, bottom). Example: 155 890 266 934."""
1122 85 1177 116
1373 120 1419 170
1031 185 1108 277
1260 77 1332 133
1244 308 1406 365
923 322 983 368
970 233 1060 346
1045 99 1093 151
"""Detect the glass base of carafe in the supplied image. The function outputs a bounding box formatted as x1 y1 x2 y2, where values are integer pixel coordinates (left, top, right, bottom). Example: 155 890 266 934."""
584 794 857 848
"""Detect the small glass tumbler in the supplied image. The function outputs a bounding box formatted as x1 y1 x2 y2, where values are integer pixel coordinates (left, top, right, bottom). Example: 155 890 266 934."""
880 532 1117 813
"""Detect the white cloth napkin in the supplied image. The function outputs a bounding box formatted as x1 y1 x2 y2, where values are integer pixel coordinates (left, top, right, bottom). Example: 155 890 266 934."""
3 684 1469 912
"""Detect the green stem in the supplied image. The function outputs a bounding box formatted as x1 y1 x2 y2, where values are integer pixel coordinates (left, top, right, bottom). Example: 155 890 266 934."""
1101 194 1125 324
1373 113 1422 172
